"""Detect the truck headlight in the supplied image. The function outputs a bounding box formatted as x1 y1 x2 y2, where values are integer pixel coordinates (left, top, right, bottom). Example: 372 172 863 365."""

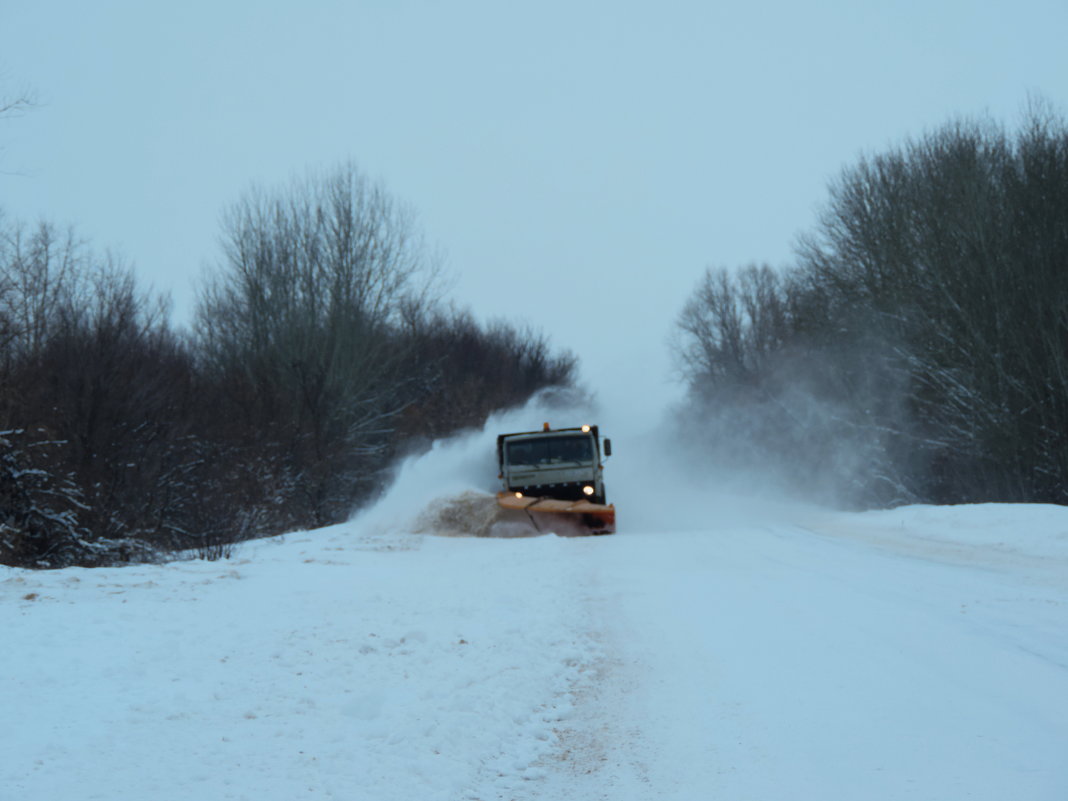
582 485 595 496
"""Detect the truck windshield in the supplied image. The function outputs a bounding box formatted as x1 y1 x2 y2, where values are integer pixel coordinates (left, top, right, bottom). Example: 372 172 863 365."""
506 436 594 466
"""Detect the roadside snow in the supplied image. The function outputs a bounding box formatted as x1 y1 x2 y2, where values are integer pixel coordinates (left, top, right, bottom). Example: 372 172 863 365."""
813 502 1068 568
542 516 1068 800
2 526 604 800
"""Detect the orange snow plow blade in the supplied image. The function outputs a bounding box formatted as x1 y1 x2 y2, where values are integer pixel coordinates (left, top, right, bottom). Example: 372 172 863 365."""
496 492 616 535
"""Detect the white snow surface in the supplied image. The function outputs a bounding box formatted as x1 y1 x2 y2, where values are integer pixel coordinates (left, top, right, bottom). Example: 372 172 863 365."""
4 403 1068 800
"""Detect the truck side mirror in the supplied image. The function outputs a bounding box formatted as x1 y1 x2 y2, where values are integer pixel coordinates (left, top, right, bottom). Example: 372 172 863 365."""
603 438 612 457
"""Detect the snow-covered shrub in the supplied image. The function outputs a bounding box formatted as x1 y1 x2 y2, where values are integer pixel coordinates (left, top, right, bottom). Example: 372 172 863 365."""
0 429 91 568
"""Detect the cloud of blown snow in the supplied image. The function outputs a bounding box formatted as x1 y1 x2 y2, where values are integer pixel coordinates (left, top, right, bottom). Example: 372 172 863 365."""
352 383 821 538
350 388 600 533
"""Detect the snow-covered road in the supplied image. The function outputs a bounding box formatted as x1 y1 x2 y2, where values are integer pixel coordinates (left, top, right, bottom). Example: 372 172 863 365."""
543 516 1068 800
4 417 1068 800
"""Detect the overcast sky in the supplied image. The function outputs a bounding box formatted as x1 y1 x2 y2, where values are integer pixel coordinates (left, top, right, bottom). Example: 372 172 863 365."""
3 0 1067 418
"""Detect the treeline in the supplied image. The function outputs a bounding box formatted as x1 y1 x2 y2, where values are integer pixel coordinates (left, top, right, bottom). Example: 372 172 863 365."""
675 105 1068 507
0 165 576 568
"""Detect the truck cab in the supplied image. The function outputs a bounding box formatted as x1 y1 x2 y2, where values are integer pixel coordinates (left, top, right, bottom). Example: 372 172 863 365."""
497 424 612 505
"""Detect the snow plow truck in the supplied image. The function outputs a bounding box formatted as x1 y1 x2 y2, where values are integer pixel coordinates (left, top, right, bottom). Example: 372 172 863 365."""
495 423 616 535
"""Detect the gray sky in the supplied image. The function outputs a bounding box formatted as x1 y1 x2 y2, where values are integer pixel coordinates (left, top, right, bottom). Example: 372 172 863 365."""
4 0 1067 418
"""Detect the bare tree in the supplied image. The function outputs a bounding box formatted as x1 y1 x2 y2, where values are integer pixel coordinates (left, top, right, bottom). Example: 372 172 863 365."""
675 104 1068 506
397 307 578 441
674 264 794 389
196 163 439 524
0 220 86 361
0 77 38 171
0 81 36 119
0 216 208 565
795 106 1068 502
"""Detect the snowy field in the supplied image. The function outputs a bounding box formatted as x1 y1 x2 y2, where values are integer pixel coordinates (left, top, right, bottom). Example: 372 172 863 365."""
4 410 1068 800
